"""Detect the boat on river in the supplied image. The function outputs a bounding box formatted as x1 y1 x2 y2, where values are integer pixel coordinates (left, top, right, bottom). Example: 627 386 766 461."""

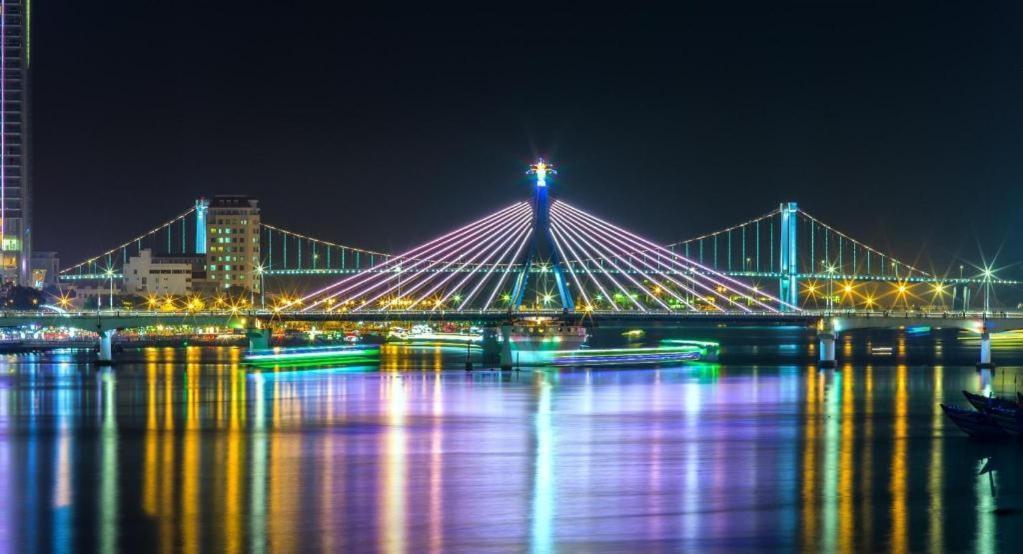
963 390 1019 412
941 404 1008 440
243 344 380 368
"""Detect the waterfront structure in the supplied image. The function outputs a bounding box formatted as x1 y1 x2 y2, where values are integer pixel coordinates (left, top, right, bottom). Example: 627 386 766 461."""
123 249 195 296
55 175 1020 310
206 195 261 292
1 1 30 284
30 250 57 288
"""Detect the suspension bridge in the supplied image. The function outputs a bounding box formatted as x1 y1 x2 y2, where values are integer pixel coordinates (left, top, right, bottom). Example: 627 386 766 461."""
56 161 1017 314
15 159 1020 366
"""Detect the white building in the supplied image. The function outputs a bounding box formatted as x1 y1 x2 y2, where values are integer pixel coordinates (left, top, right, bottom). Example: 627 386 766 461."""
123 249 193 296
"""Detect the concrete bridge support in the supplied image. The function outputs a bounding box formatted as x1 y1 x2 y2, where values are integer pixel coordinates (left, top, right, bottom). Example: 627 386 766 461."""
818 331 837 369
499 325 513 370
977 330 994 370
247 327 270 351
97 329 116 365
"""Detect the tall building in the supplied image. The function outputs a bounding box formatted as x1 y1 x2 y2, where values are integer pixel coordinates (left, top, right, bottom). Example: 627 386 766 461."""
0 1 29 285
206 195 261 292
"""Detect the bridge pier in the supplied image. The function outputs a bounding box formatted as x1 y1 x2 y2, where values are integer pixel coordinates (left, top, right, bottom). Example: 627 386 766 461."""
818 331 837 369
977 330 994 370
499 325 513 370
97 329 116 365
247 327 271 351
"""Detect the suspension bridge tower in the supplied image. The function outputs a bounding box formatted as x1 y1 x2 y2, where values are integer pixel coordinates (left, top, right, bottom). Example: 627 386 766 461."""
779 201 799 311
510 158 574 311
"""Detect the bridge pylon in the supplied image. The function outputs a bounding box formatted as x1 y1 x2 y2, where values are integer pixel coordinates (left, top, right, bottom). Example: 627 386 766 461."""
779 202 799 311
511 159 574 311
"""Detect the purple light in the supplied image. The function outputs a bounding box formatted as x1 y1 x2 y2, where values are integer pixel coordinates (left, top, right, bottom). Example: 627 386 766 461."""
347 207 531 312
554 203 755 312
480 226 534 311
553 210 701 311
436 219 532 310
549 222 619 311
551 220 638 310
303 203 530 310
554 201 792 312
552 206 724 312
552 219 667 311
300 201 529 308
547 226 593 309
392 214 532 311
456 224 531 310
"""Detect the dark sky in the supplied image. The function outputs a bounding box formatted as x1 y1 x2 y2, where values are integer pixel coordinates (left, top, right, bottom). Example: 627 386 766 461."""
32 2 1023 276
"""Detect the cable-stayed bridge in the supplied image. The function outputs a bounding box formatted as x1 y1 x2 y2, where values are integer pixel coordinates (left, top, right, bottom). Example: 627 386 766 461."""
58 162 1017 314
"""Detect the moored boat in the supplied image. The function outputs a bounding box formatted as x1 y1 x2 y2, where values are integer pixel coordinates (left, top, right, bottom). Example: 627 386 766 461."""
963 390 1019 412
941 404 1009 440
980 404 1022 436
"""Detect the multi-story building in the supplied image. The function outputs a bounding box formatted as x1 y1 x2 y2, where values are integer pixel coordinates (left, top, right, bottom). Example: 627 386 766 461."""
30 250 58 289
1 1 31 284
123 249 198 296
205 195 261 292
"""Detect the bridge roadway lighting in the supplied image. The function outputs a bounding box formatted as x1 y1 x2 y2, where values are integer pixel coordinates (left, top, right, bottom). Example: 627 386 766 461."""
103 268 116 311
982 266 994 314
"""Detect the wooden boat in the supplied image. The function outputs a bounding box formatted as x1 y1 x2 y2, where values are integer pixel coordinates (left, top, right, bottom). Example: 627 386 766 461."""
979 404 1023 436
963 390 1018 412
941 404 1009 439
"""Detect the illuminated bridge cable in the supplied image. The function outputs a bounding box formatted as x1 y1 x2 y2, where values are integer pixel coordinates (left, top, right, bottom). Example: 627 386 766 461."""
552 207 704 311
552 217 670 311
61 207 197 276
480 226 534 311
454 222 531 310
550 218 644 311
796 209 930 278
306 203 531 311
549 222 619 311
299 201 529 309
548 226 593 310
366 210 530 312
321 203 530 311
434 217 532 310
260 223 389 271
554 206 732 312
554 201 793 312
561 201 786 312
382 210 533 311
299 201 527 303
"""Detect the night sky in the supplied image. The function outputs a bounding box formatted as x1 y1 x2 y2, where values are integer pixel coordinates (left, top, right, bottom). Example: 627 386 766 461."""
32 3 1023 277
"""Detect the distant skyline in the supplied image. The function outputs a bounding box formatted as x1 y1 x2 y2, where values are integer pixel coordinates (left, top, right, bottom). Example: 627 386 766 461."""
32 3 1023 278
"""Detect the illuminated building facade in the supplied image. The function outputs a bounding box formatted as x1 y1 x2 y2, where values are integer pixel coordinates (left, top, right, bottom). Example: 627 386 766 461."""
123 249 195 296
206 195 260 292
1 1 30 284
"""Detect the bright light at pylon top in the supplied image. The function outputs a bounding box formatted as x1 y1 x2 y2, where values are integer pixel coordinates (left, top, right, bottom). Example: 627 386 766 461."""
528 158 556 188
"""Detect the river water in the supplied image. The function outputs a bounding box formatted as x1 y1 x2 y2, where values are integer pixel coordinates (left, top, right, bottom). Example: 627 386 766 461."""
1 330 1022 552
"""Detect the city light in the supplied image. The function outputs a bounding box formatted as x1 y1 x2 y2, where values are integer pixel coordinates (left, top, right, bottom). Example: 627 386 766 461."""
528 158 555 188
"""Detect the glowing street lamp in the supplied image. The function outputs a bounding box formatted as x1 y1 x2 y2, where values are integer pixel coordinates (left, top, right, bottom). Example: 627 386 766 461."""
982 266 994 314
103 267 116 311
255 264 266 309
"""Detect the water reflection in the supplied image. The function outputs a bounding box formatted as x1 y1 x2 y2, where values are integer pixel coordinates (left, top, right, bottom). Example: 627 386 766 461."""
0 347 1019 550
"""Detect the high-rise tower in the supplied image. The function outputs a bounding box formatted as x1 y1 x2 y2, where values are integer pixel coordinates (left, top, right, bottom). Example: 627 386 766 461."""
1 1 30 284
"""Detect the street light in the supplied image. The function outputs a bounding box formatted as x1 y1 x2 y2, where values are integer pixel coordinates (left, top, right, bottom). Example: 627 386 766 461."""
982 266 994 314
825 263 836 312
256 264 266 309
103 267 116 311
